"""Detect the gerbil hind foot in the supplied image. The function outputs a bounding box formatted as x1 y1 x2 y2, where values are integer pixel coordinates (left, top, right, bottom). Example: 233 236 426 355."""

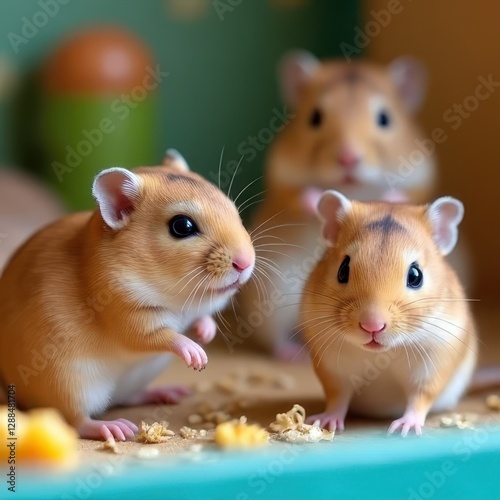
77 417 138 441
388 409 426 437
122 385 193 406
305 408 348 432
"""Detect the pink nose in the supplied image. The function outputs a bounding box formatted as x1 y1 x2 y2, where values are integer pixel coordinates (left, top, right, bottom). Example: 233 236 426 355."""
359 321 386 335
338 147 360 170
232 255 253 272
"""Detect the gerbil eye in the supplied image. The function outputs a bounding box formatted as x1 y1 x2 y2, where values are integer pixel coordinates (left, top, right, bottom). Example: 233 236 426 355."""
337 255 350 284
168 215 199 239
310 108 322 128
407 262 423 289
377 110 390 128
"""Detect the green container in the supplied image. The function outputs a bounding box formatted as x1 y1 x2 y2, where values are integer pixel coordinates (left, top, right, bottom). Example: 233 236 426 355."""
41 95 157 210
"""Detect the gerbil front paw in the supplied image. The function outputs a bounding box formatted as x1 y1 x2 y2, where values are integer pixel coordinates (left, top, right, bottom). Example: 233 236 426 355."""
381 189 408 203
193 315 217 344
301 187 324 216
306 411 346 432
275 341 309 363
77 418 138 441
170 335 208 370
388 410 425 437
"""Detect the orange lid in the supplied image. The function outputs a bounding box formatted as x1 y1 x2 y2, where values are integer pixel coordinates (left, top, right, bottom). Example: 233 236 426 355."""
42 26 155 94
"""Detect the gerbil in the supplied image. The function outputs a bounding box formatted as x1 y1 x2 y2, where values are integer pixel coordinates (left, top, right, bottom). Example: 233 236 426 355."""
301 190 475 435
0 150 255 441
239 52 437 360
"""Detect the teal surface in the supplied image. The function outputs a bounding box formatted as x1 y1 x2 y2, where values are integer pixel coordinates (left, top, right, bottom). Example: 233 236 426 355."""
13 426 500 500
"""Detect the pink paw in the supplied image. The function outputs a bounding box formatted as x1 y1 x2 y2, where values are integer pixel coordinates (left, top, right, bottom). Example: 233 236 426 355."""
171 335 208 370
275 341 309 363
126 385 193 406
301 187 324 216
388 410 425 437
193 315 217 344
306 411 346 432
381 189 408 203
77 418 138 441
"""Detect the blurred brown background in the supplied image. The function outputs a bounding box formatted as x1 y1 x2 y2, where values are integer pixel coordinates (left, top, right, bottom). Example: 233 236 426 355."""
367 0 500 304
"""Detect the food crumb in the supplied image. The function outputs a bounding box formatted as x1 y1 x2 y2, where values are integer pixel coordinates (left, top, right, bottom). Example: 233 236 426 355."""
439 413 478 429
135 447 160 459
215 417 269 448
97 435 121 454
268 404 334 443
136 421 175 444
486 394 500 411
187 414 203 425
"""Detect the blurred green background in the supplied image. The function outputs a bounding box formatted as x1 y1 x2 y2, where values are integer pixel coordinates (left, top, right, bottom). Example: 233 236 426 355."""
0 0 358 210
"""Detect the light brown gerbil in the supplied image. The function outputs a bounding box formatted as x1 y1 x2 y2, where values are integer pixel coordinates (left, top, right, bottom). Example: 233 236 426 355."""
0 150 255 441
301 191 476 435
239 52 437 360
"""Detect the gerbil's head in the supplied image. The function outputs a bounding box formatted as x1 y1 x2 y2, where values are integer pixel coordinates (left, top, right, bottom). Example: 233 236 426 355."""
92 149 255 314
269 51 435 199
308 190 464 352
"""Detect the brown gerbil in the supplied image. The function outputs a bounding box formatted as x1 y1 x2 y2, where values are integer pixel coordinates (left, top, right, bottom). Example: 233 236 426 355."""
301 190 476 435
0 150 255 441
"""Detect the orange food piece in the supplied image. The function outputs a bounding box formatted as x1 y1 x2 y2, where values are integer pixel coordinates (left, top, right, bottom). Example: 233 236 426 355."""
0 406 78 465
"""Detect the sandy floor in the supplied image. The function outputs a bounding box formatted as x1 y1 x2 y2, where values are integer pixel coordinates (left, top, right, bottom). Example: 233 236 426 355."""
75 304 500 461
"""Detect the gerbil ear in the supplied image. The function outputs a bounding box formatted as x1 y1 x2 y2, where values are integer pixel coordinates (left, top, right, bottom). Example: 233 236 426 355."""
162 148 190 172
278 50 320 108
388 57 427 113
427 197 464 255
317 190 352 246
92 167 141 230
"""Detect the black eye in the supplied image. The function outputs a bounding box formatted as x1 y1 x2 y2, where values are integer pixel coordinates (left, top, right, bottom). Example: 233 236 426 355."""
310 108 322 128
407 262 423 289
337 256 350 284
377 110 390 128
168 215 199 239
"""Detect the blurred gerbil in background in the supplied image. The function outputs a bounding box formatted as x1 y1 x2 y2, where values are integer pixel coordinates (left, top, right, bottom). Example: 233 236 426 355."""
237 51 438 360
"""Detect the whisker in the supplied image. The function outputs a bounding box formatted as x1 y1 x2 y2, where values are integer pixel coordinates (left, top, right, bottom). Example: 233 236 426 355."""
228 155 244 200
233 174 263 205
217 145 225 190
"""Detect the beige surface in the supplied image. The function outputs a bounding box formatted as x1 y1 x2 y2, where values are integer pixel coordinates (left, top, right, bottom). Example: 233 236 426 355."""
76 304 500 462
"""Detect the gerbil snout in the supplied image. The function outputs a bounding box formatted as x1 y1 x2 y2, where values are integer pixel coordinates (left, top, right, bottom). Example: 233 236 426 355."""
358 308 390 351
206 246 255 294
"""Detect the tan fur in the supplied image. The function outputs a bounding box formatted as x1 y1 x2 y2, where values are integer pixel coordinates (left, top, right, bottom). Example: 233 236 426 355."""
301 199 477 433
0 163 254 434
239 58 437 356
